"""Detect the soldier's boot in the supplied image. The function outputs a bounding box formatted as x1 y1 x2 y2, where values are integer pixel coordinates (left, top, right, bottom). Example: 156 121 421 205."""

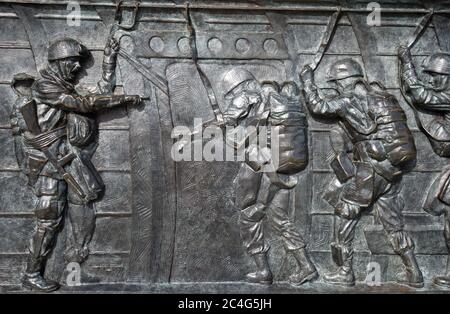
323 267 355 287
22 273 60 293
289 248 318 285
22 217 61 293
65 203 95 264
246 253 273 285
396 249 424 288
433 244 450 288
22 256 59 293
324 244 355 287
433 275 450 288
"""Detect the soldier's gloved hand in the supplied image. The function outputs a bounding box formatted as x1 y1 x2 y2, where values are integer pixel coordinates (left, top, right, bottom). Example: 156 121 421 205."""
104 37 120 61
300 65 314 83
398 45 412 64
124 95 142 106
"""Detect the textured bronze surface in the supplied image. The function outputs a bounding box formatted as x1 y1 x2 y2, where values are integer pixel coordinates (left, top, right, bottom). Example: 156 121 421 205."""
0 0 450 293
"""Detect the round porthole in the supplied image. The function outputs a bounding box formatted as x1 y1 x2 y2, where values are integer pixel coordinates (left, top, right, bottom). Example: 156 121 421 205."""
235 38 251 54
207 37 223 54
149 36 165 53
263 38 279 55
177 37 191 54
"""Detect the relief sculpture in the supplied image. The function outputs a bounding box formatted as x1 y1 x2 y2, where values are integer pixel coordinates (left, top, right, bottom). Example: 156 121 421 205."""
221 68 317 285
1 0 450 294
10 36 140 291
399 45 450 289
300 59 422 287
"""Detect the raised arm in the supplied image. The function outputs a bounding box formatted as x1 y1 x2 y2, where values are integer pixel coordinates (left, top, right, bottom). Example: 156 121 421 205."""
97 37 120 95
398 46 450 111
300 65 342 118
32 80 140 114
57 93 140 113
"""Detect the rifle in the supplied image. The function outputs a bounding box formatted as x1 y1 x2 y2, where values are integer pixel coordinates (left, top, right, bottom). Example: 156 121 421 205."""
20 100 87 200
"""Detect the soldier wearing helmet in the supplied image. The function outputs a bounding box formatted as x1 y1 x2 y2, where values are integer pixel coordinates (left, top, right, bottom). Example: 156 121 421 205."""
13 37 141 292
221 68 317 286
399 47 450 288
301 59 422 287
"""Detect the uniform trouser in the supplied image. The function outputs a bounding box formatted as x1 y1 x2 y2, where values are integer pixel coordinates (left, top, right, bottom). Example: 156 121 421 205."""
27 175 95 274
439 204 450 279
235 163 306 256
331 172 414 268
427 204 450 276
422 169 450 279
445 210 450 252
423 168 450 251
27 176 67 274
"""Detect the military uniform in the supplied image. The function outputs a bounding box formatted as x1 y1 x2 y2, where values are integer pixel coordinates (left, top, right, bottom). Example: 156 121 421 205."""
221 68 317 285
399 48 450 288
301 59 423 287
12 37 140 292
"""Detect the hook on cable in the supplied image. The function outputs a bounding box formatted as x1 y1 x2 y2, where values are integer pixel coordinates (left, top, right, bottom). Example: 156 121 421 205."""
115 0 140 30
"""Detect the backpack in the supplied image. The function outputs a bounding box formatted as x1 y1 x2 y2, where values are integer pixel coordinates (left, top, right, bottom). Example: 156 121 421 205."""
10 73 36 174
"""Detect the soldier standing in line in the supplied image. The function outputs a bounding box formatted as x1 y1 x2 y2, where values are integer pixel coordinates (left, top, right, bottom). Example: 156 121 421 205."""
399 46 450 288
300 59 423 287
220 68 318 285
10 37 141 292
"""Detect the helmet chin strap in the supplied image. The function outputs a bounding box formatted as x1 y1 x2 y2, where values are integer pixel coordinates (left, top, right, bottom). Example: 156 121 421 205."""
335 81 344 94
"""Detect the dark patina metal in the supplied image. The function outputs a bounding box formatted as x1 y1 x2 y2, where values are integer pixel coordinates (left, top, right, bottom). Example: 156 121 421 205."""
0 0 450 294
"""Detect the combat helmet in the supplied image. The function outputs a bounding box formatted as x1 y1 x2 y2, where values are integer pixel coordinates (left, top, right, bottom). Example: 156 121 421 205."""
48 38 88 61
326 58 364 82
221 68 257 97
422 53 450 75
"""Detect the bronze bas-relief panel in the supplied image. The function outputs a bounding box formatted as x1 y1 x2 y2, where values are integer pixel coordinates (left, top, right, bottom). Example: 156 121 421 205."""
0 0 449 293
